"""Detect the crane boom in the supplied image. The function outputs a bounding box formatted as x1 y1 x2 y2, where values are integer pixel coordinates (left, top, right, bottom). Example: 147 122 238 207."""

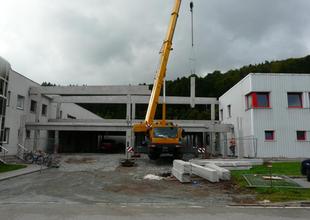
133 0 184 160
145 0 181 125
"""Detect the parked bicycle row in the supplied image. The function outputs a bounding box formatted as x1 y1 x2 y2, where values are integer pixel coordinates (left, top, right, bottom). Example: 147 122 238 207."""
23 150 60 167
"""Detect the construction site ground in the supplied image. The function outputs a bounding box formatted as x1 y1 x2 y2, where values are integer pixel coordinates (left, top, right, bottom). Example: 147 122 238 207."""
0 154 256 206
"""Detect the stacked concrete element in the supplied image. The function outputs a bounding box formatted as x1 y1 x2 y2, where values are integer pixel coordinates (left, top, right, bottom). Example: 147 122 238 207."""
191 158 263 170
172 160 191 183
172 160 230 183
191 163 219 183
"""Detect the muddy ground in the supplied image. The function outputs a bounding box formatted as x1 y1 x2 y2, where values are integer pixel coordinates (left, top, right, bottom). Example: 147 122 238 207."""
0 154 256 206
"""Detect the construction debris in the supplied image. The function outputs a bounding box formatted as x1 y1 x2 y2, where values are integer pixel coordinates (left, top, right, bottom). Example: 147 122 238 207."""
143 174 163 181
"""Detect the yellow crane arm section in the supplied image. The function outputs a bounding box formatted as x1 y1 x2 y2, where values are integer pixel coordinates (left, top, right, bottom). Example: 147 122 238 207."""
145 0 181 125
133 0 181 133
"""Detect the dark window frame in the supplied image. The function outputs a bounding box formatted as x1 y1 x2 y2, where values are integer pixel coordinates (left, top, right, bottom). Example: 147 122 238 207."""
287 92 303 108
41 104 47 116
297 130 306 141
30 100 37 113
265 130 275 141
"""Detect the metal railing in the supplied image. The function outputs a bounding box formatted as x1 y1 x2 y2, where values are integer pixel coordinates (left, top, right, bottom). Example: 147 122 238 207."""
17 144 29 161
0 145 9 163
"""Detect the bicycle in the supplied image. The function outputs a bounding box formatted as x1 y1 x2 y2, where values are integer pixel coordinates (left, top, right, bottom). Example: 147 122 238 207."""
23 151 44 165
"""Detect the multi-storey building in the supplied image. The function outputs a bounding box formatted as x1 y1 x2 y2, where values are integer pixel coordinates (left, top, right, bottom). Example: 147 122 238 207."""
220 73 310 158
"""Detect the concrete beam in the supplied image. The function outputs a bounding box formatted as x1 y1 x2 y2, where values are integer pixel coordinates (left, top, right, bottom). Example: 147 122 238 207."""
172 168 191 183
26 119 233 133
30 85 151 96
191 164 219 183
52 95 219 105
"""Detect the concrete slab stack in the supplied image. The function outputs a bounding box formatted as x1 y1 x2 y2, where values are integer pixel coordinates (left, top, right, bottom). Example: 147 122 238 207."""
172 158 262 183
172 160 224 183
172 160 191 183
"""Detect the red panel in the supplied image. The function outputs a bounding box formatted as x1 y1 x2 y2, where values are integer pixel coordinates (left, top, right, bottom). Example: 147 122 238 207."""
252 93 258 108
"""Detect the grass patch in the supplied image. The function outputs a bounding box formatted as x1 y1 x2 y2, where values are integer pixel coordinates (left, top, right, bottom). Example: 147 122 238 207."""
0 164 27 173
232 162 310 202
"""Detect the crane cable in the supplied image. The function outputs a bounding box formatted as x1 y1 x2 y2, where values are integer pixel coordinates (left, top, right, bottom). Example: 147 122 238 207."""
189 1 196 75
190 1 194 48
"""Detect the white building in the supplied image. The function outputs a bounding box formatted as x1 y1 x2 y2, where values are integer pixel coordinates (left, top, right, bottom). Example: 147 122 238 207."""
0 56 102 156
220 73 310 158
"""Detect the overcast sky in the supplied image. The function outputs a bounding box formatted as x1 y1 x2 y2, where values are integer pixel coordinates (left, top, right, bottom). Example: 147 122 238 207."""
1 0 310 85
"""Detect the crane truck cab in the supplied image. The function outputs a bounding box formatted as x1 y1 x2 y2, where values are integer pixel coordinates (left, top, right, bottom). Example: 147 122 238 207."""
147 122 184 160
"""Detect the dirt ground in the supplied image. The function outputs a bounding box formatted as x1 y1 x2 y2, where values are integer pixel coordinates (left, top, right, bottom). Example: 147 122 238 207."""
0 154 256 206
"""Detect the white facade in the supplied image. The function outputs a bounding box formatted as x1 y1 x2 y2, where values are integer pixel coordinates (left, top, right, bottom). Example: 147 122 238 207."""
220 73 310 158
3 69 102 155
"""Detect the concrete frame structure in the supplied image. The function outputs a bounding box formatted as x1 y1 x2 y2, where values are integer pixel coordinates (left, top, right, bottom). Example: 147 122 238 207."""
1 56 232 158
27 78 232 156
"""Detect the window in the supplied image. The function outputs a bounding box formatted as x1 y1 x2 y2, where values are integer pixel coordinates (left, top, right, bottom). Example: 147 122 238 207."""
297 131 306 141
30 100 37 113
26 130 31 139
0 80 4 96
41 104 47 116
6 91 10 106
265 130 275 141
17 95 25 109
287 92 302 108
3 128 9 144
227 105 231 118
246 92 270 109
220 109 223 121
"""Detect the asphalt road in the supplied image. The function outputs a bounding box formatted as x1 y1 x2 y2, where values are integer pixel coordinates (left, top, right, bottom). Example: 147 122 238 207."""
1 204 310 220
1 154 309 219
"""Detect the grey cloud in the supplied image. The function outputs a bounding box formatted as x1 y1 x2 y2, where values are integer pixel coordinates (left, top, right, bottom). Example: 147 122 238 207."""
0 0 309 85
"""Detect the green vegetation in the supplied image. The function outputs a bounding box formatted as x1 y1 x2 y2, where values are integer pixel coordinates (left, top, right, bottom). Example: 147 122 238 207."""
232 162 310 202
0 164 26 173
45 55 310 119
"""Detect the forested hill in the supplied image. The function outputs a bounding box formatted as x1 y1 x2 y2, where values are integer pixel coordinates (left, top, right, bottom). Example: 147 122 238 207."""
165 55 310 98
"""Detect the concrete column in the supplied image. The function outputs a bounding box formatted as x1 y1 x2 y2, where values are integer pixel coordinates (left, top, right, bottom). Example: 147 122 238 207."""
211 104 215 121
210 132 216 156
125 129 133 157
35 93 42 123
33 130 40 151
190 77 195 108
56 103 61 119
131 103 136 120
220 132 228 158
54 131 59 154
126 95 131 121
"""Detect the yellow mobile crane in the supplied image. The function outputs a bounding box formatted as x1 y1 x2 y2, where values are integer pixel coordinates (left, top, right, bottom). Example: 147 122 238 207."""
133 0 185 160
